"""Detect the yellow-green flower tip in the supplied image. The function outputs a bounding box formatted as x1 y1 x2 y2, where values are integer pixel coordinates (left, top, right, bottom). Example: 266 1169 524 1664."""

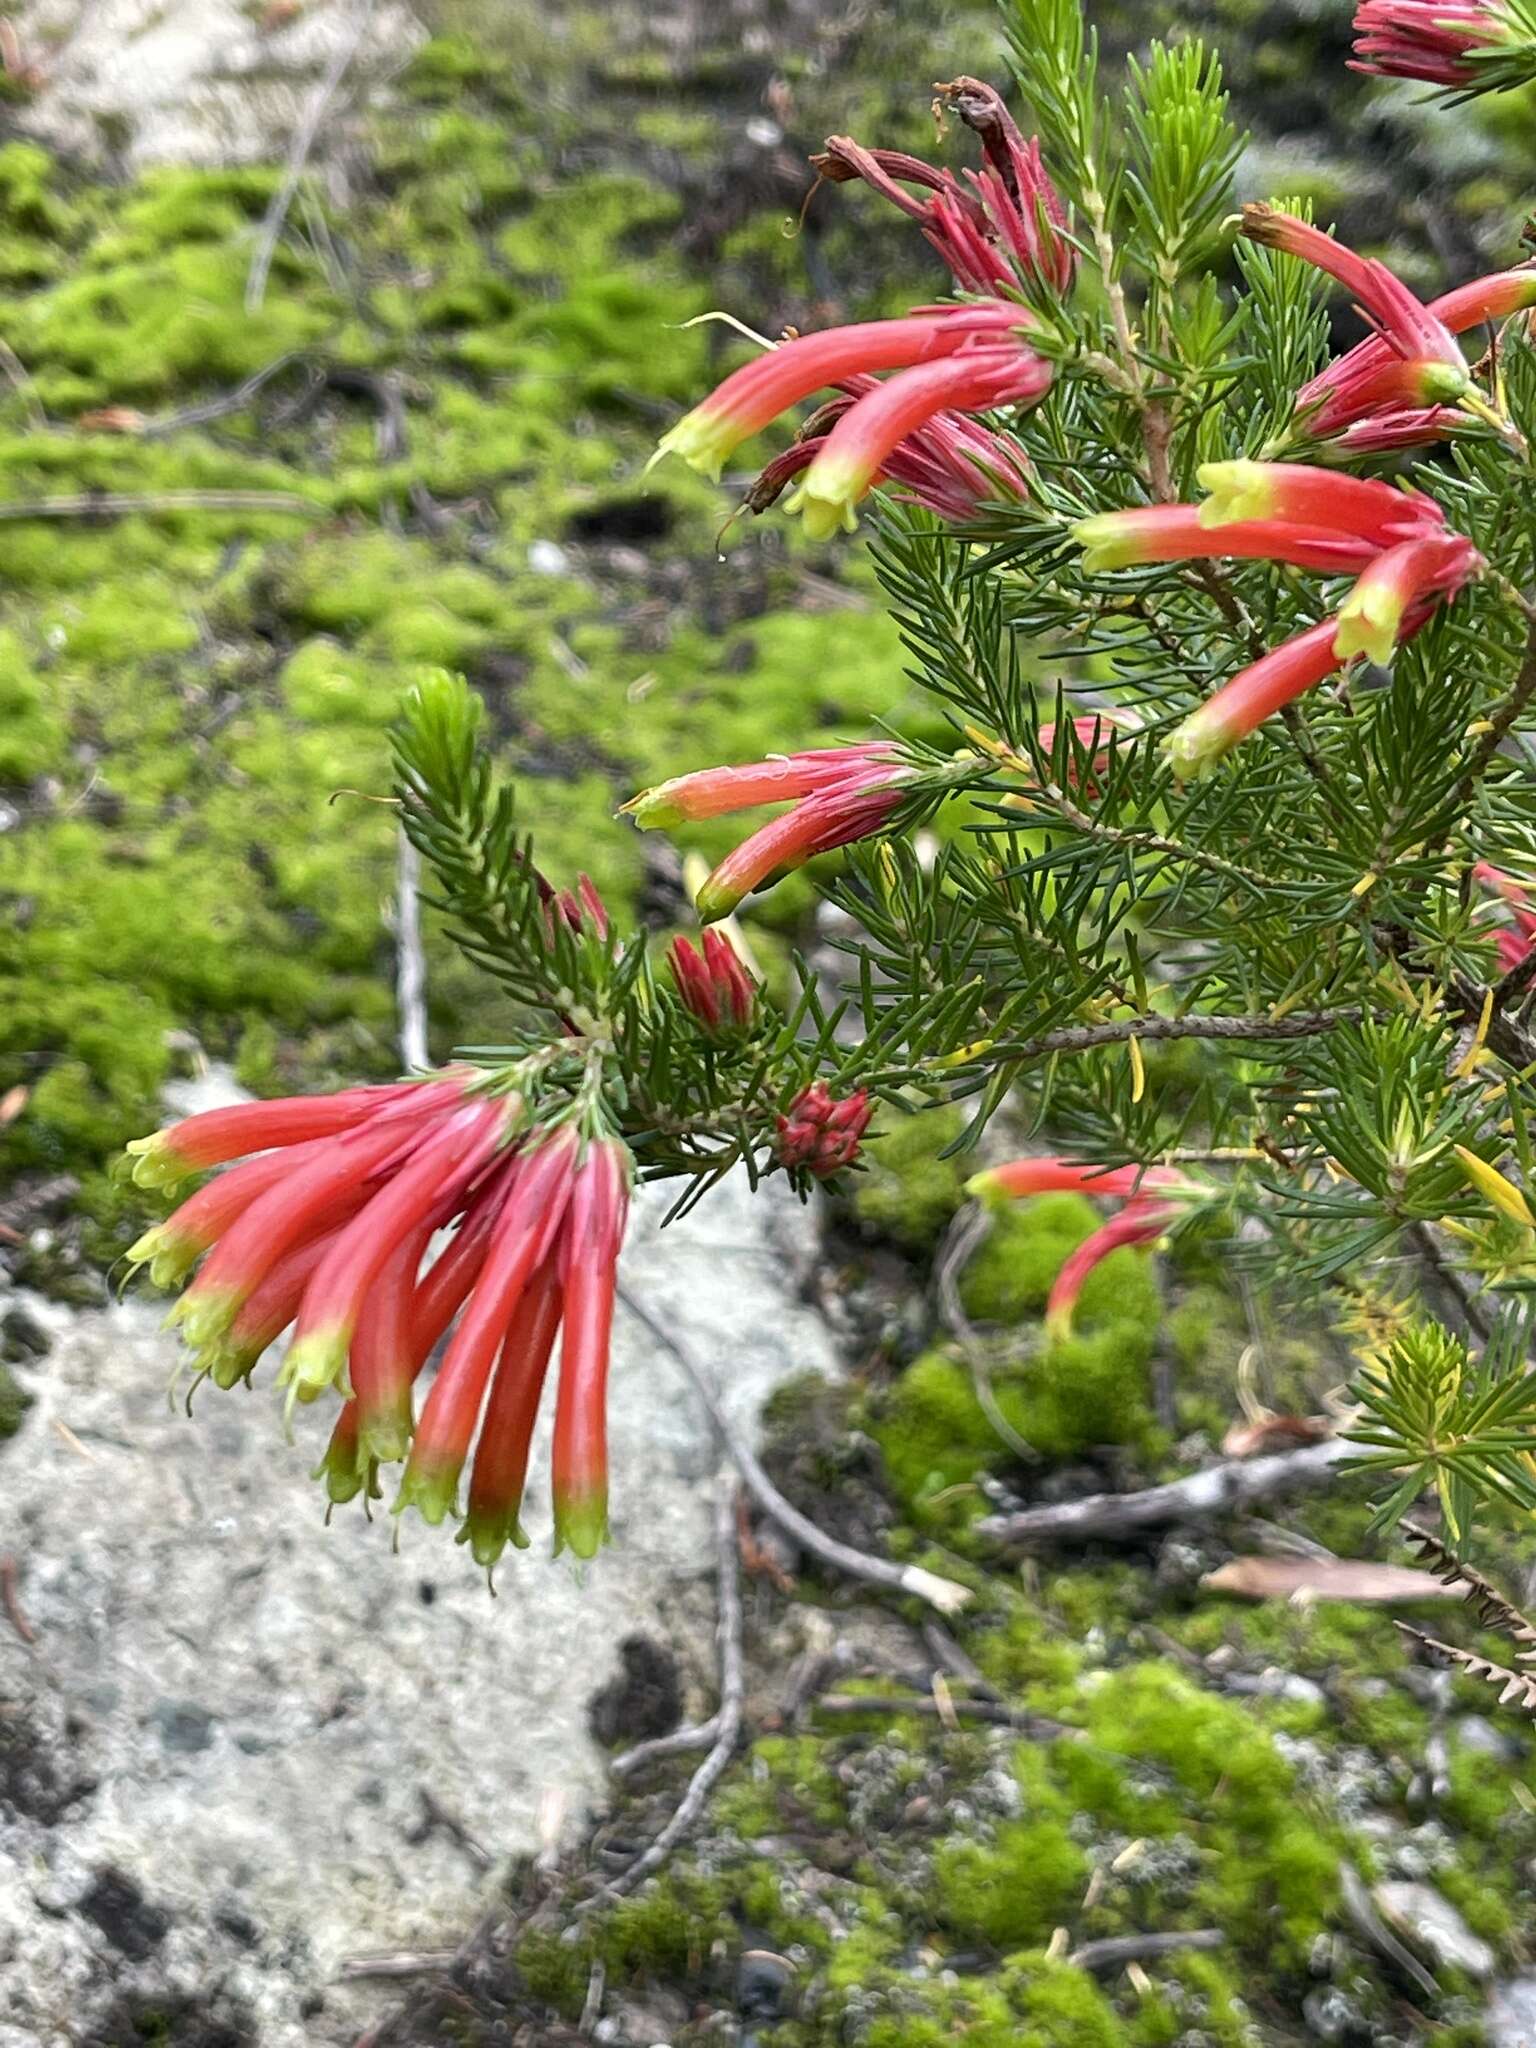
1196 459 1270 527
393 1456 462 1527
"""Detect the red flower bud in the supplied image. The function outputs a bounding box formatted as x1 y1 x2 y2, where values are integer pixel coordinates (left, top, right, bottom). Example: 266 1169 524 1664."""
668 929 757 1037
775 1082 873 1178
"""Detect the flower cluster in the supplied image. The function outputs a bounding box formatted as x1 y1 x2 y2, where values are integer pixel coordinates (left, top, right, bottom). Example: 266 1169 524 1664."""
1075 457 1482 771
652 80 1072 538
624 743 914 920
967 1157 1195 1335
1351 0 1525 88
775 1081 873 1178
127 1076 632 1566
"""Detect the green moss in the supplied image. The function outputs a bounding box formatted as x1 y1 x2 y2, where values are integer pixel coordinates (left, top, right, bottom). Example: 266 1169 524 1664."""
0 1361 31 1439
933 1820 1088 1949
851 1105 969 1251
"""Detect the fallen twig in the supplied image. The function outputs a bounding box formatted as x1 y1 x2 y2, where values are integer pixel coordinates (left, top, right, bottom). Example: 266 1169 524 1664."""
1338 1863 1438 2000
1067 1930 1225 1973
247 0 381 312
583 1475 745 1903
922 1618 1002 1703
0 490 321 522
815 1692 1076 1740
977 1437 1351 1550
618 1282 973 1614
338 1947 457 1982
609 1718 721 1780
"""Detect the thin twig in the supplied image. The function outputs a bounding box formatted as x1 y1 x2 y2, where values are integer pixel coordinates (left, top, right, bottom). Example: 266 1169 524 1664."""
246 0 381 313
815 1692 1076 1740
1455 610 1536 810
990 1006 1362 1065
609 1718 722 1779
1067 1930 1226 1973
617 1284 973 1614
933 1203 1036 1463
0 490 321 522
338 1948 458 1983
1407 1221 1491 1341
922 1619 1002 1703
976 1436 1352 1550
394 828 429 1071
583 1476 745 1903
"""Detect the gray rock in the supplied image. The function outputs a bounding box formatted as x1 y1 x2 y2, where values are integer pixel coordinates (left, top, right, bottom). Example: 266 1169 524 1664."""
1454 1714 1525 1762
1372 1881 1497 1981
0 1168 838 2046
1489 1977 1536 2047
11 0 427 173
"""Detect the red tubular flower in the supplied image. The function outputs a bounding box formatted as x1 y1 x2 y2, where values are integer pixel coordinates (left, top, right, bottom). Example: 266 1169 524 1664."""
1194 460 1443 545
128 1141 329 1290
1045 1198 1183 1340
784 347 1052 539
279 1101 510 1404
623 743 904 830
396 1126 580 1526
1305 267 1536 447
650 303 1027 481
668 928 757 1037
551 1139 632 1560
741 399 1032 530
1332 531 1483 665
459 1258 564 1570
165 1091 483 1359
695 772 910 922
205 1227 345 1391
1351 0 1517 84
1475 863 1536 974
775 1081 873 1178
966 1158 1182 1205
1323 406 1477 456
126 1081 420 1191
1166 620 1348 777
1073 504 1380 576
1242 206 1467 374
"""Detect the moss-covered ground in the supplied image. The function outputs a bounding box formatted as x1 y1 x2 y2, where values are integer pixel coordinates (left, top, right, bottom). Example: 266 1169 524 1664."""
2 1 1535 2041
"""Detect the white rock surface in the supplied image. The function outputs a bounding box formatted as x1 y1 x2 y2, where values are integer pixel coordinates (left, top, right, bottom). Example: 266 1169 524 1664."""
1373 1880 1498 1982
10 0 425 173
1491 1978 1536 2048
0 1166 837 2045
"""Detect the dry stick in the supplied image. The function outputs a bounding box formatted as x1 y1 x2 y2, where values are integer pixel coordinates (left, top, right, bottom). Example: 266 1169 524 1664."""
617 1283 973 1614
815 1693 1076 1741
976 1436 1352 1550
246 0 381 313
991 1006 1362 1064
922 1618 1002 1703
394 829 429 1071
610 1717 721 1780
0 490 321 521
1408 1220 1491 1342
339 1948 458 1983
1067 1931 1226 1974
582 1476 745 1904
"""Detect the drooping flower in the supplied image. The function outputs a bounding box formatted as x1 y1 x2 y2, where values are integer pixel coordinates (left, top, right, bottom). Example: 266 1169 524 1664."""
1194 460 1445 545
741 377 1034 530
1165 621 1349 778
814 75 1075 299
1073 504 1381 576
624 743 915 922
129 1077 638 1568
1045 1196 1184 1340
1351 0 1523 86
650 302 1030 482
1164 524 1483 774
1241 207 1477 444
783 347 1051 540
1332 530 1484 665
775 1082 873 1178
668 928 757 1037
963 1155 1195 1336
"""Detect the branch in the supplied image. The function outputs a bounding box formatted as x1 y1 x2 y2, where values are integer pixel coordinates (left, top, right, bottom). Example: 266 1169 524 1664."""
617 1282 973 1614
1454 609 1536 810
991 1006 1362 1064
0 490 321 521
976 1436 1351 1549
582 1475 745 1902
1068 1931 1226 1973
815 1692 1075 1740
